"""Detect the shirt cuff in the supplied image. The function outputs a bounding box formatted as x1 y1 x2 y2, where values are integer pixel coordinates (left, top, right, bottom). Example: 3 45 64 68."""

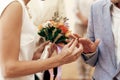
81 51 96 60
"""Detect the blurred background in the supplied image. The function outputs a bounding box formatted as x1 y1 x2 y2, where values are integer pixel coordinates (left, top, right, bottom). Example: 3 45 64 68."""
27 0 95 80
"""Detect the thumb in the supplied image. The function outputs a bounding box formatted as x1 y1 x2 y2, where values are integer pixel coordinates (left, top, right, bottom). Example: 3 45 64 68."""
40 41 50 48
94 39 100 47
38 41 50 52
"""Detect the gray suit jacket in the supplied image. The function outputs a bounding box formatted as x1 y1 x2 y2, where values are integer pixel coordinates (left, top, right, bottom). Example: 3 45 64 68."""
82 0 120 80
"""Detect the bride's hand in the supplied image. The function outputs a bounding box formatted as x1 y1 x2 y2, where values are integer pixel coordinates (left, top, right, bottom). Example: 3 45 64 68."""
58 39 83 64
48 43 58 58
32 41 49 60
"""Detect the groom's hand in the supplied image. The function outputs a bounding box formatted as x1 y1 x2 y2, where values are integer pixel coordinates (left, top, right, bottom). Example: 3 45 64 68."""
79 38 100 54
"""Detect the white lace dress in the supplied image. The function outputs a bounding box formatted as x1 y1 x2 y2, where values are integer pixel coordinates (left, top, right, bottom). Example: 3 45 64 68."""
0 0 38 80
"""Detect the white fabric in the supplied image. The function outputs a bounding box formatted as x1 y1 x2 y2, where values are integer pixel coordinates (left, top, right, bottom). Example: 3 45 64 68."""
0 0 38 80
27 0 65 26
0 0 13 15
112 4 120 66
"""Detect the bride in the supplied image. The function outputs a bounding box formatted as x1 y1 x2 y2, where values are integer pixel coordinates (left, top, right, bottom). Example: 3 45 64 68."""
0 0 83 80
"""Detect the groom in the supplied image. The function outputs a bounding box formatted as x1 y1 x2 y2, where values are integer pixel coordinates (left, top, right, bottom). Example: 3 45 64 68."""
79 0 120 80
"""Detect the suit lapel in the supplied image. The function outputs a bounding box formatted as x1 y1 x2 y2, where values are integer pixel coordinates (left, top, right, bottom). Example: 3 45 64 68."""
102 0 120 75
102 0 117 69
103 1 120 76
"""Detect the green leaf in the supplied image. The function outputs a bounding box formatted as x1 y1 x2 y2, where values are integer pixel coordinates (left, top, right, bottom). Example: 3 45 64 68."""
55 34 68 44
52 28 61 41
38 26 68 44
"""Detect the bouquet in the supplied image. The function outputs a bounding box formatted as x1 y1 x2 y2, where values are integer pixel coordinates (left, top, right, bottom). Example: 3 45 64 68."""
38 12 71 45
38 12 71 59
37 12 71 80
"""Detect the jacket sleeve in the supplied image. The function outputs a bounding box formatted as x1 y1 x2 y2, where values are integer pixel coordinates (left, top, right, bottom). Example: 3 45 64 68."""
81 5 99 67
